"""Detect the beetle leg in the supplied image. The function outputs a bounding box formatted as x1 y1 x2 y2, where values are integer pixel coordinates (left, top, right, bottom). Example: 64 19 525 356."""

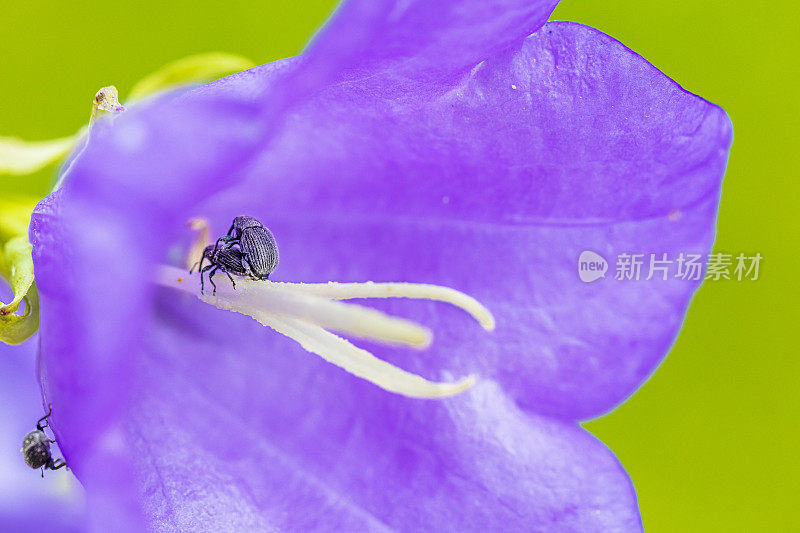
242 255 258 280
219 267 236 289
213 235 236 254
199 264 214 295
208 267 219 295
48 458 67 471
36 405 53 431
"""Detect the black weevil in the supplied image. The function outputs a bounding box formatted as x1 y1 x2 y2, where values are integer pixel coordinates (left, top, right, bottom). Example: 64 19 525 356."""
213 216 279 281
22 406 67 477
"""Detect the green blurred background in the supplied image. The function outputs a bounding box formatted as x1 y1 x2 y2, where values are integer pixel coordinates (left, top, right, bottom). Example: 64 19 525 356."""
1 1 797 530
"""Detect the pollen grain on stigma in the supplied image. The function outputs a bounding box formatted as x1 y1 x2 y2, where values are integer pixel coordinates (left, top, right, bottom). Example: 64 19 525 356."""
154 218 495 400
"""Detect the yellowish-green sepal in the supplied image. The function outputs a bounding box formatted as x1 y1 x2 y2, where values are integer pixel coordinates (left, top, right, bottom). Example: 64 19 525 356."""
0 236 39 344
0 196 40 344
128 52 256 101
0 236 35 315
0 282 39 345
0 135 77 176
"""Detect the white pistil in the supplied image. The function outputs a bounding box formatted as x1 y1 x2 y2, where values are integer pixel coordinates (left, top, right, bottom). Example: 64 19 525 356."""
206 283 433 348
273 281 495 331
155 265 493 399
259 315 476 398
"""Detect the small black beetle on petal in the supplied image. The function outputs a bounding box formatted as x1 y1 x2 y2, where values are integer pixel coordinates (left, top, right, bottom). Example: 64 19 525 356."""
214 216 279 281
22 406 67 477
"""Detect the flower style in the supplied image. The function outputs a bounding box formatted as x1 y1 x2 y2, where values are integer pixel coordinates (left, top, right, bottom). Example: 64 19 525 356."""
22 1 732 531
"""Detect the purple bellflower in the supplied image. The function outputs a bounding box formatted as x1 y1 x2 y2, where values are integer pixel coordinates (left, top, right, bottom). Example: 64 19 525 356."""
24 1 731 531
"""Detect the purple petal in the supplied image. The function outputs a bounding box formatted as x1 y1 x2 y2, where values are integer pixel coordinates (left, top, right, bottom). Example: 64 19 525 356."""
201 22 732 418
298 0 559 81
129 295 643 530
225 1 560 133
